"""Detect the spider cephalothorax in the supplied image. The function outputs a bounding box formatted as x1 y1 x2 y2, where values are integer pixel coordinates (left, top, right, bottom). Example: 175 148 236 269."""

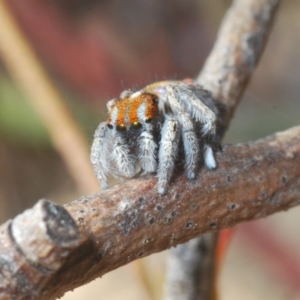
91 80 219 194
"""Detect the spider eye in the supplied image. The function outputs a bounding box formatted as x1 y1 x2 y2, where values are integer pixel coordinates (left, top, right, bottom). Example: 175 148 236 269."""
107 123 113 129
145 118 152 123
116 124 127 132
130 122 142 130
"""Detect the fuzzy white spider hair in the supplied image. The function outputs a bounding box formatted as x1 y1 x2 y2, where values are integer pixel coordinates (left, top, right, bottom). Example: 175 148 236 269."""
91 81 219 194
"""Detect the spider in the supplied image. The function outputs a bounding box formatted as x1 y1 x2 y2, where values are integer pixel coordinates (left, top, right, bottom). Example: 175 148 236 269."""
91 80 219 194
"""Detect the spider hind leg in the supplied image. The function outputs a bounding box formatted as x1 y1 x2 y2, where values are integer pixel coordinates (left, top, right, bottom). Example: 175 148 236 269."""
177 113 200 180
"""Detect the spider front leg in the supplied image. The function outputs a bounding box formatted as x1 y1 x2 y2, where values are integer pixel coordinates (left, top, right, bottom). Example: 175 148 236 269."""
111 131 137 178
91 122 111 189
157 117 180 194
138 128 158 173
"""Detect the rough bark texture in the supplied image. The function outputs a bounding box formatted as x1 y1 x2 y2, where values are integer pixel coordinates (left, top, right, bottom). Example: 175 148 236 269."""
0 126 299 300
65 126 300 290
165 0 280 299
199 0 280 135
0 200 82 300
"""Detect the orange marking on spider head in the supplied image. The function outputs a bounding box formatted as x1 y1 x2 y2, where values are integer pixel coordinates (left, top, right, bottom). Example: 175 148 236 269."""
128 96 143 124
144 93 159 121
107 97 128 127
114 98 127 126
107 92 159 128
128 93 159 123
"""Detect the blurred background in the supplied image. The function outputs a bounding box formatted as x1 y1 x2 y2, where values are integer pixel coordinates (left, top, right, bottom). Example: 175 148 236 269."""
0 0 299 299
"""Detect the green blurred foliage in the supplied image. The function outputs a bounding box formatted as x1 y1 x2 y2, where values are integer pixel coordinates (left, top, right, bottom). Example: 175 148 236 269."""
0 74 50 147
0 74 105 148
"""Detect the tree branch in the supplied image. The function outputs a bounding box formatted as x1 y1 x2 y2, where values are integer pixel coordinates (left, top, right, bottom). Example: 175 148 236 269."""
167 0 280 299
65 125 300 286
0 126 299 299
199 0 279 118
164 233 219 300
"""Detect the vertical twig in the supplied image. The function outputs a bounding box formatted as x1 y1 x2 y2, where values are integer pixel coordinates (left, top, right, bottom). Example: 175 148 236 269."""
163 0 279 299
164 234 219 300
0 1 99 194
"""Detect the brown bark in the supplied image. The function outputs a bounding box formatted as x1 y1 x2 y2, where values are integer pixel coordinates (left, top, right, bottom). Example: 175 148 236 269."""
0 126 299 300
199 0 280 122
0 200 82 300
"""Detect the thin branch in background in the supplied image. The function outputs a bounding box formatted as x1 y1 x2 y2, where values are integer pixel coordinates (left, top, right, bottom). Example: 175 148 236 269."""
164 0 280 299
0 0 99 194
164 234 219 300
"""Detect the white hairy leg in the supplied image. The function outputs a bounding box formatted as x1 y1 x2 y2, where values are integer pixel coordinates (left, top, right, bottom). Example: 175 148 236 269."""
176 113 199 179
171 83 217 136
162 85 200 179
165 83 217 171
112 133 136 178
90 122 111 189
136 98 159 173
138 130 158 173
181 86 218 170
157 117 180 194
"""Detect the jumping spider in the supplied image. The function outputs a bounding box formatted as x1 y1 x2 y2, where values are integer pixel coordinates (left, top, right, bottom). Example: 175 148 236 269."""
91 80 219 194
